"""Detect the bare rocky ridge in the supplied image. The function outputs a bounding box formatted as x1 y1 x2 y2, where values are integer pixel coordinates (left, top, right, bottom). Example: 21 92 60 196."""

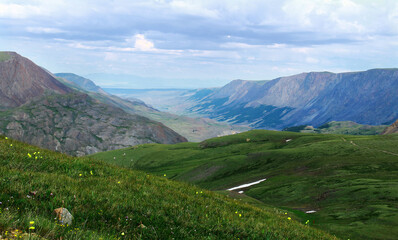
382 119 398 134
0 52 187 155
0 52 72 108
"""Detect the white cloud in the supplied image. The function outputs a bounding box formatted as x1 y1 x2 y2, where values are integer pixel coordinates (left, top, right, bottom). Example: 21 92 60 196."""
169 0 219 19
133 34 155 51
0 3 42 18
26 27 65 34
220 42 261 49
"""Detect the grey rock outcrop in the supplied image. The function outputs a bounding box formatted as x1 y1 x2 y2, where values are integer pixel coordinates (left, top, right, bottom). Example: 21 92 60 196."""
0 93 187 156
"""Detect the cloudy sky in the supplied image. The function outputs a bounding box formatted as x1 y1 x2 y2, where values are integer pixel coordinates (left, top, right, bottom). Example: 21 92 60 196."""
1 0 398 88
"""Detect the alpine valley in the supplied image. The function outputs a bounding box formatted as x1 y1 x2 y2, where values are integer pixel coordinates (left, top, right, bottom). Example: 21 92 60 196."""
117 69 398 130
1 50 398 240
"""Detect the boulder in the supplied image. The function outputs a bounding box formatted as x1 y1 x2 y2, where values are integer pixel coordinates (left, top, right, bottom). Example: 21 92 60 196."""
53 208 73 226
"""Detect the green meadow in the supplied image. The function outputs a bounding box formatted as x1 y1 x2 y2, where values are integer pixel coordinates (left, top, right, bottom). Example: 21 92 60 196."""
92 130 398 240
0 135 337 239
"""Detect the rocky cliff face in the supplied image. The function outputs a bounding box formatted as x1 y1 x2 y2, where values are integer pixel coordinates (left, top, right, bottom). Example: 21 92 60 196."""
0 52 72 108
189 69 398 129
0 93 187 156
382 119 398 134
0 52 187 155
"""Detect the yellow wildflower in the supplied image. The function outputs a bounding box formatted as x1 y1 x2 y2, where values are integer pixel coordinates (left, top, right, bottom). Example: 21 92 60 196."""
288 217 291 220
90 171 93 175
27 153 32 158
164 174 166 176
29 226 35 230
121 232 125 236
30 221 35 225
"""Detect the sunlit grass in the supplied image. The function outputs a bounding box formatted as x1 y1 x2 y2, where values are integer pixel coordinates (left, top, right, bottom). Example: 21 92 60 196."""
0 136 337 239
91 130 398 240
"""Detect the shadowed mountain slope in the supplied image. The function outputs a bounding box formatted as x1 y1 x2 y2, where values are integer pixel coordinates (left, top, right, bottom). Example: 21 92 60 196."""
188 69 398 129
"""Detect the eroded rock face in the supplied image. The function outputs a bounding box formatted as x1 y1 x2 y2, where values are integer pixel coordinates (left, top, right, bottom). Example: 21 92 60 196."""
382 119 398 135
0 93 187 156
0 52 72 108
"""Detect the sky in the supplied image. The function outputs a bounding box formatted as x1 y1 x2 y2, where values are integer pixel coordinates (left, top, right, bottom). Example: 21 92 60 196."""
1 0 398 88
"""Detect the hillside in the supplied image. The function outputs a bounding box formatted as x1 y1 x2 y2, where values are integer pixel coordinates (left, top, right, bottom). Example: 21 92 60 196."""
91 130 398 240
382 119 398 134
283 121 387 135
0 52 72 108
0 52 187 155
0 92 186 156
185 69 398 129
0 136 337 239
56 73 249 142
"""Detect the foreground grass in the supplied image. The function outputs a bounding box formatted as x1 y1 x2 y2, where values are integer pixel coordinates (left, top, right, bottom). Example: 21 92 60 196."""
0 136 337 239
92 130 398 240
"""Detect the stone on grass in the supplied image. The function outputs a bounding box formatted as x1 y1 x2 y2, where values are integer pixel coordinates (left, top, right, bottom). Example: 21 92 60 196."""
53 208 73 226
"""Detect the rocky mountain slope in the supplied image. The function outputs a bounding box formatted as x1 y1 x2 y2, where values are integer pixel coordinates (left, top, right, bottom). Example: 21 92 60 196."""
382 119 398 134
56 73 249 142
0 93 186 156
187 69 398 129
0 52 72 108
0 52 186 155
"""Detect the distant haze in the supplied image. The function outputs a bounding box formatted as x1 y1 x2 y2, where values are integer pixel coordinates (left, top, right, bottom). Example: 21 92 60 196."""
1 0 398 88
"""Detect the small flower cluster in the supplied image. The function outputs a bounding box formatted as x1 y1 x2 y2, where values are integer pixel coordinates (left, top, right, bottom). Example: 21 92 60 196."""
29 221 35 230
235 211 242 217
27 152 42 160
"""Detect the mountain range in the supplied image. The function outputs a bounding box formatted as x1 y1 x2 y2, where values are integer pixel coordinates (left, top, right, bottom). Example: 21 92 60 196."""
0 52 186 155
55 73 248 142
183 69 398 129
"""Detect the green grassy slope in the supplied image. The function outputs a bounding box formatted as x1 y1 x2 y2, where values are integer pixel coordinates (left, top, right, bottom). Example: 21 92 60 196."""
0 136 337 239
0 52 11 62
283 121 387 135
91 130 398 240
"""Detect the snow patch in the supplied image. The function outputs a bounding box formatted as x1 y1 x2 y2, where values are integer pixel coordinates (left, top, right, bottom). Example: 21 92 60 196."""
227 178 267 191
285 139 292 142
305 210 317 214
238 191 244 194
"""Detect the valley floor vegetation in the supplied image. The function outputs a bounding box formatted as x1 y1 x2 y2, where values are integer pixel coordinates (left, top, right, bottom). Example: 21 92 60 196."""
92 130 398 240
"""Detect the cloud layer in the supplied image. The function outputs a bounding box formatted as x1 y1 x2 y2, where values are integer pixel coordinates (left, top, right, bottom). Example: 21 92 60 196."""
1 0 397 88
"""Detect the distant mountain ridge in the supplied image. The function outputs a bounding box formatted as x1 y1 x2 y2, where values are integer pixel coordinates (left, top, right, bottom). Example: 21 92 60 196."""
55 73 105 93
187 69 398 129
57 73 249 142
0 52 187 155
